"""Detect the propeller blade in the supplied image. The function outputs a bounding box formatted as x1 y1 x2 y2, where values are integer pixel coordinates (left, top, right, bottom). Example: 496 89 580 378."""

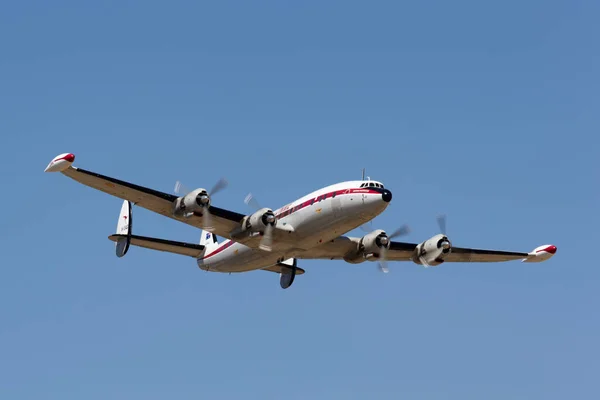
244 193 262 211
259 224 273 251
378 246 389 273
174 181 190 195
437 214 447 235
388 224 411 239
202 209 214 232
210 177 228 196
175 178 228 198
359 222 373 233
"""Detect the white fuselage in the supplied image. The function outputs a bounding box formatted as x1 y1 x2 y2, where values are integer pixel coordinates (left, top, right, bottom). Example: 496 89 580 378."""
197 180 392 273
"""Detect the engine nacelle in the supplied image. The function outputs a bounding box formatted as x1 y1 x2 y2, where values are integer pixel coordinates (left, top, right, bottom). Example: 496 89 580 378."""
343 229 390 264
230 207 278 240
172 188 210 217
245 207 277 232
360 229 390 255
412 234 452 267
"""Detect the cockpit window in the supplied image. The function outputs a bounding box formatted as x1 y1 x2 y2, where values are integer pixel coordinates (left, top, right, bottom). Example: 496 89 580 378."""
360 182 384 189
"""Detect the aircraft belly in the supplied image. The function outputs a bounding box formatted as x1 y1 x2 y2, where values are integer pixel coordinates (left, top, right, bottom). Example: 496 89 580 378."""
197 242 283 273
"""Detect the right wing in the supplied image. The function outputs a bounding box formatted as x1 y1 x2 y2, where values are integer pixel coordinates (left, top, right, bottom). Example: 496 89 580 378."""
46 153 246 239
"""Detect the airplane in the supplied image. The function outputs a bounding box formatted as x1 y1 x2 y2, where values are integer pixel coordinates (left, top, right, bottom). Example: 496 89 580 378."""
44 153 557 289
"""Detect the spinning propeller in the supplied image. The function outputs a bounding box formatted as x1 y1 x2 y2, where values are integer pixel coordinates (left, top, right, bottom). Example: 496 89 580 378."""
436 214 447 236
377 224 411 273
417 214 451 267
244 193 276 252
174 177 229 231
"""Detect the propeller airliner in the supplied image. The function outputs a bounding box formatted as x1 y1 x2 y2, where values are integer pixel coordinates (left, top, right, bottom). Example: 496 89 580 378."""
45 153 557 289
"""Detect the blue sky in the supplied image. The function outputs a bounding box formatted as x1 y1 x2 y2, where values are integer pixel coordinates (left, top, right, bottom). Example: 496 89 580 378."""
1 1 598 398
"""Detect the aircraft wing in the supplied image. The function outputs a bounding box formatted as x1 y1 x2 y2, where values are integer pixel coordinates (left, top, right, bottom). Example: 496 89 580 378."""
298 236 556 264
45 153 246 239
384 241 531 262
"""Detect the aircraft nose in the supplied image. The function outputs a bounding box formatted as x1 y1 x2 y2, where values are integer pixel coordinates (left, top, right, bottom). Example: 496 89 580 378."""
381 189 392 203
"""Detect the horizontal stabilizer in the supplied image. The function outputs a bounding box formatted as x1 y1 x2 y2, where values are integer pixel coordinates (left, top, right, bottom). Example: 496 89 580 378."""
262 263 305 275
108 234 205 258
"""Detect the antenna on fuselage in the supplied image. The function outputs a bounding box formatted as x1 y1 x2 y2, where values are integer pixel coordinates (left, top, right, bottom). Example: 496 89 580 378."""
362 168 365 180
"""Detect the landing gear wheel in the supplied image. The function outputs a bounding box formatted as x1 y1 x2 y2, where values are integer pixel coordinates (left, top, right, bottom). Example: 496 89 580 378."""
280 266 297 289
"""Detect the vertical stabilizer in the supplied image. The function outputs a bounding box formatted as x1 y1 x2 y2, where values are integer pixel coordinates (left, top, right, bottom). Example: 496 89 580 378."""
200 230 219 254
115 200 132 257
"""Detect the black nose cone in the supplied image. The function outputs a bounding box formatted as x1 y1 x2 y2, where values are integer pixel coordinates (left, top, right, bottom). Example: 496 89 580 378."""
382 189 392 203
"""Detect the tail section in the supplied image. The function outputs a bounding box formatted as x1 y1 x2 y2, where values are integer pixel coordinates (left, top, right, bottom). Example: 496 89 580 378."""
115 200 132 257
200 230 219 255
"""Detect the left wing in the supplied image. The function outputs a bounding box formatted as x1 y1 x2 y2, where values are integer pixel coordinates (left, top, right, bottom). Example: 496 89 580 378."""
44 153 246 239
